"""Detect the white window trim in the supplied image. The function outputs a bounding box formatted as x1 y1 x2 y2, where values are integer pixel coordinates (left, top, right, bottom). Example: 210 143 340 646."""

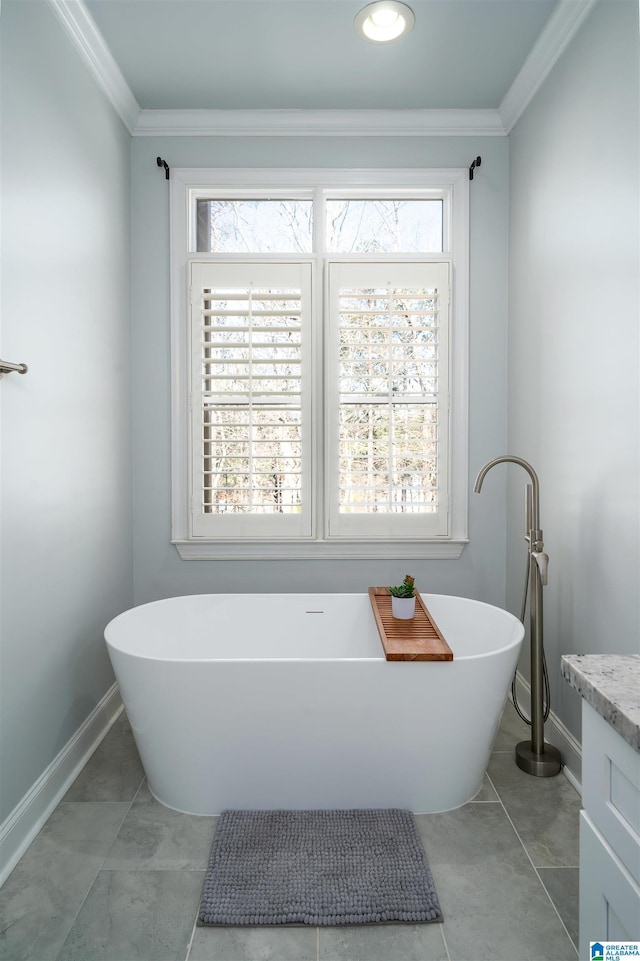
169 168 469 560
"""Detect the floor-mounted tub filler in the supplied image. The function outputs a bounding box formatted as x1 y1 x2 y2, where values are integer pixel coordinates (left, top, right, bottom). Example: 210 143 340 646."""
104 593 524 816
474 455 562 778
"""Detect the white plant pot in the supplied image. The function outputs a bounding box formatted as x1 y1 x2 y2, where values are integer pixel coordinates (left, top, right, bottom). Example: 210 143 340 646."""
391 596 416 619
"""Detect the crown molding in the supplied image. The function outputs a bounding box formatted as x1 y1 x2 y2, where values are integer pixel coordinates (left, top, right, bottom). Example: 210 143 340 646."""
46 0 597 141
134 107 506 137
499 0 599 133
45 0 140 134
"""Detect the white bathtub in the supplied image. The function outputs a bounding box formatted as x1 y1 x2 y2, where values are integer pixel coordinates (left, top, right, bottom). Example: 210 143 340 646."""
104 593 524 815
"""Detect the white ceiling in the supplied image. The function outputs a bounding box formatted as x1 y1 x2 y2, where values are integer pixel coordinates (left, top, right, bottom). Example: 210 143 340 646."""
84 0 558 111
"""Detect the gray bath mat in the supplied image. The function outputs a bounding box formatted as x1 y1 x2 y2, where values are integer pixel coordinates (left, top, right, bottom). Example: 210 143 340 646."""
198 808 442 926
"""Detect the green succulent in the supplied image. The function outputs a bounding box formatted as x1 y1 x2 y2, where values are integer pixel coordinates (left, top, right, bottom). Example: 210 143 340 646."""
388 574 416 598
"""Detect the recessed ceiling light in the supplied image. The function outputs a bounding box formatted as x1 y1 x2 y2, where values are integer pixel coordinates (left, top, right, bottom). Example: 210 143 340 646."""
354 1 415 43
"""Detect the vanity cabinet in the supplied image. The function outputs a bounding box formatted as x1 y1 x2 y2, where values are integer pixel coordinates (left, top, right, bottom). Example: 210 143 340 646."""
561 654 640 961
579 702 640 956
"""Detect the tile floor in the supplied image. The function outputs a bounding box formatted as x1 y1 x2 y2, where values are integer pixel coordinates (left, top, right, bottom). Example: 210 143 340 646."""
0 700 581 961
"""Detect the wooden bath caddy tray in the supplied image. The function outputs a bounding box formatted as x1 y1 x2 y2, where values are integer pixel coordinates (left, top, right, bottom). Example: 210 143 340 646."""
368 587 453 662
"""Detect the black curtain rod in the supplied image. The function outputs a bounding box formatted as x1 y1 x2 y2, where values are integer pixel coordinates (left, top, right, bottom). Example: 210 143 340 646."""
157 154 479 183
156 157 482 180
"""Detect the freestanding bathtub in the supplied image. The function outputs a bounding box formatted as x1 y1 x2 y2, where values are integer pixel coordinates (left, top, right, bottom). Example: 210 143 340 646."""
104 593 524 815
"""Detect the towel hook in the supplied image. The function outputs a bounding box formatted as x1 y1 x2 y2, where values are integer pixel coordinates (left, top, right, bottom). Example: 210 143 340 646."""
0 358 28 379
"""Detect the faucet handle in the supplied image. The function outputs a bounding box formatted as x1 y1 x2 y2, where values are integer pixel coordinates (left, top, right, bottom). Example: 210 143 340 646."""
532 551 549 586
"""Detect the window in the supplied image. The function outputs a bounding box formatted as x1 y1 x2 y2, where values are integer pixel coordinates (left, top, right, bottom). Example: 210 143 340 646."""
325 198 443 253
170 170 469 559
190 261 312 538
327 261 449 539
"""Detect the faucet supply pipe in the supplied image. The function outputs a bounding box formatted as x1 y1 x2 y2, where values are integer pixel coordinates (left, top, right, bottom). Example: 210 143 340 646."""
474 455 561 777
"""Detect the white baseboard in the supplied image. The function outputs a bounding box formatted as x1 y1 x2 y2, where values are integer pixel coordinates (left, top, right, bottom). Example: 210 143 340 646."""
0 684 123 887
512 671 583 795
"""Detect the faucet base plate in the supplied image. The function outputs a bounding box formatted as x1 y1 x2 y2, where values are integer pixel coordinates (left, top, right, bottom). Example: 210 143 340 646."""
515 740 562 777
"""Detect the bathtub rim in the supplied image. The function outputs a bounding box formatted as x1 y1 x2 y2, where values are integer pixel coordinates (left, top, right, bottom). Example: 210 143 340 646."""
104 592 525 664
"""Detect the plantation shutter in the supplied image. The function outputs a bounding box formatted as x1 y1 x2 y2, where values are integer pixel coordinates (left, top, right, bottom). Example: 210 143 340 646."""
327 261 450 538
190 262 312 538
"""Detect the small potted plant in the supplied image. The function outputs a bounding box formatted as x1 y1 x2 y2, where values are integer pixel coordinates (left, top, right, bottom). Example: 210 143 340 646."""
388 574 416 619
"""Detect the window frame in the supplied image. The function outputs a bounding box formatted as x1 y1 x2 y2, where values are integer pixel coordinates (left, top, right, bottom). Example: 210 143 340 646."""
170 168 469 560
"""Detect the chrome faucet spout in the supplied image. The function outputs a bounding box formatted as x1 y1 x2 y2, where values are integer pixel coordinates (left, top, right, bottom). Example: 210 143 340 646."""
473 455 540 532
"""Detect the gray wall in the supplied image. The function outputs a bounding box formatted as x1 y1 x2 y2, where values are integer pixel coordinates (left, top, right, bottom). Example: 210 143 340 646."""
507 0 639 746
131 136 510 605
0 1 134 821
6 0 633 829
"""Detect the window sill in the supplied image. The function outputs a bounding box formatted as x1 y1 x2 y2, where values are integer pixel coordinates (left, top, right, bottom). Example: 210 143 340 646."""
172 539 469 561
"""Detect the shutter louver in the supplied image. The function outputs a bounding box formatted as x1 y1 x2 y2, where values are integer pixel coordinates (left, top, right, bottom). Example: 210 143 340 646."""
328 262 450 538
190 263 312 537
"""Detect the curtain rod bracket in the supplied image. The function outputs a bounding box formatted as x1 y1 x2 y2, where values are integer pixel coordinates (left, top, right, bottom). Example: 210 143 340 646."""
469 156 481 181
156 157 170 180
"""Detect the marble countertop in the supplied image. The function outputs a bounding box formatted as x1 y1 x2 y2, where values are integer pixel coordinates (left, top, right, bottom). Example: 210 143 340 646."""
561 654 640 753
